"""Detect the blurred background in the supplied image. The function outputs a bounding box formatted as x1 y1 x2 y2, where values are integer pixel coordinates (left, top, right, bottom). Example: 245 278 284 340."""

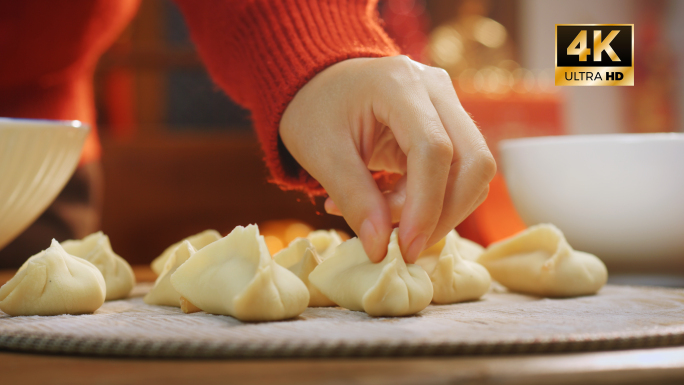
92 0 684 264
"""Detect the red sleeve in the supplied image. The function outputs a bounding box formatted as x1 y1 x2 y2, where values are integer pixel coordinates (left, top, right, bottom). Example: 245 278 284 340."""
174 0 399 196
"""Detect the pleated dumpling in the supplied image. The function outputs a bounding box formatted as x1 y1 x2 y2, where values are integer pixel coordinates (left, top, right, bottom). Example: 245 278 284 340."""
151 229 221 275
0 239 106 316
144 240 196 307
420 229 484 262
61 232 135 300
478 224 608 297
170 225 309 321
309 229 433 317
306 230 343 260
415 230 491 304
273 238 335 307
452 232 485 261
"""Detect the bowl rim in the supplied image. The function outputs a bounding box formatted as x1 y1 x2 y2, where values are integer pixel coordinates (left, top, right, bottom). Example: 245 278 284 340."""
500 132 684 151
0 117 90 130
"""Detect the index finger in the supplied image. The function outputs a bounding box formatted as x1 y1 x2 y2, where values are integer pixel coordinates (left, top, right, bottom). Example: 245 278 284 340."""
426 70 497 247
376 89 453 262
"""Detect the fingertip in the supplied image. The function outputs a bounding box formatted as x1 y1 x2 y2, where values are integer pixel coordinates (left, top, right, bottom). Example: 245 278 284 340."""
360 218 390 263
405 233 428 263
324 198 342 216
317 150 391 263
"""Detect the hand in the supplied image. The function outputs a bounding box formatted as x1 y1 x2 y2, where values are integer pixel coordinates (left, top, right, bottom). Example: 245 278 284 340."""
280 56 496 263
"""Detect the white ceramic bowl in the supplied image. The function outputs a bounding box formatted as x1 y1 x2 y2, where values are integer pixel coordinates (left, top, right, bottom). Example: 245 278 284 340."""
0 118 89 251
499 133 684 270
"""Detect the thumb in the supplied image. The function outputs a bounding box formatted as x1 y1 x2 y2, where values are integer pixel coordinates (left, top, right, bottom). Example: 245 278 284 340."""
317 154 392 263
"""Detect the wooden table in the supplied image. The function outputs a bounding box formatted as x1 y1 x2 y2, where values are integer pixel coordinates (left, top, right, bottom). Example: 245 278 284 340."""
1 266 684 385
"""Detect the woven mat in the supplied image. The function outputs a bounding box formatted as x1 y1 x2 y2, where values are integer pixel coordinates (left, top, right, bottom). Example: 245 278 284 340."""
1 283 684 358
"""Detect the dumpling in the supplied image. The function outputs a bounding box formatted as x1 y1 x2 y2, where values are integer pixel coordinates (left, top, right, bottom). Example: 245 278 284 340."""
273 238 336 307
419 229 484 262
415 230 491 304
144 240 196 307
477 224 608 297
170 225 309 321
452 233 485 261
61 231 135 300
0 239 106 316
309 229 433 317
306 229 343 260
151 229 221 275
180 296 202 313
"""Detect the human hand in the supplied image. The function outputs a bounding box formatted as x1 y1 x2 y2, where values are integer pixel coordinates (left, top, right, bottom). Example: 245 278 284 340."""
279 56 496 263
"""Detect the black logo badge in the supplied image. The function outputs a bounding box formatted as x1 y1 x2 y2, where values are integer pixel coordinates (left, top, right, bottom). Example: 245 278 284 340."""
555 24 634 86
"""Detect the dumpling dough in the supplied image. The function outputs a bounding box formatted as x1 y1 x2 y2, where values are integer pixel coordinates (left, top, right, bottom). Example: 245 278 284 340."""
309 229 433 317
307 230 343 260
415 230 491 304
61 232 136 300
151 229 221 275
478 224 608 297
273 238 336 307
0 239 106 316
420 229 484 262
144 241 196 307
170 225 309 321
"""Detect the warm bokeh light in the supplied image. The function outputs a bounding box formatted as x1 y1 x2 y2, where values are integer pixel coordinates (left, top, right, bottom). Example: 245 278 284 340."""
473 17 507 48
456 65 557 96
259 219 351 255
263 235 284 256
260 220 313 254
430 25 464 67
284 222 315 245
511 68 536 93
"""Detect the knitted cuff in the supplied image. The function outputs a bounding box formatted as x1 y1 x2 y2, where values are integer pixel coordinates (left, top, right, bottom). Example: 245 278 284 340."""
237 0 400 196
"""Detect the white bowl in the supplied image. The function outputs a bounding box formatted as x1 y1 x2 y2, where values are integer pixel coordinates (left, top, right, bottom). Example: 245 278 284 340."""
0 118 89 251
499 133 684 271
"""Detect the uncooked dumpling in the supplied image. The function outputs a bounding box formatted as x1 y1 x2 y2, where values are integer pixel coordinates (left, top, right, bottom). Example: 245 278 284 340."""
151 229 221 275
273 238 335 307
452 233 485 261
415 230 491 304
309 229 432 317
307 230 343 260
61 232 135 300
0 239 106 316
144 240 196 307
420 229 484 262
477 224 608 297
170 225 309 321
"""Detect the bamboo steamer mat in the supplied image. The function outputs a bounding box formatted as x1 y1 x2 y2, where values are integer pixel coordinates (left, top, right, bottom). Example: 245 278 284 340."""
1 283 684 358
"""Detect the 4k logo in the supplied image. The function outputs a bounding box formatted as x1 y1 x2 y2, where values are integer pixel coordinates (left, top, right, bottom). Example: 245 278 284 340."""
555 24 634 86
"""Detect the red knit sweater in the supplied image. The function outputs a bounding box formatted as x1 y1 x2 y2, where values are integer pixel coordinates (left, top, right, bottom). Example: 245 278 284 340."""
0 0 399 195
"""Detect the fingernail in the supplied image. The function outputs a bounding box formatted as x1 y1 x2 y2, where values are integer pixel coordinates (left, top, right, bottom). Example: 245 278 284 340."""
360 219 381 262
406 234 428 263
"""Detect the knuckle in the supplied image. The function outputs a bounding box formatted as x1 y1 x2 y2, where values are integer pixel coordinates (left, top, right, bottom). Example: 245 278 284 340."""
429 67 459 99
419 129 454 162
473 148 497 181
392 54 415 69
385 55 421 86
432 67 452 82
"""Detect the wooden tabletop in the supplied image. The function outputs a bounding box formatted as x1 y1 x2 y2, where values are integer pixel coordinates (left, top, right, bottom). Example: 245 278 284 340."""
2 346 684 385
1 266 684 385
